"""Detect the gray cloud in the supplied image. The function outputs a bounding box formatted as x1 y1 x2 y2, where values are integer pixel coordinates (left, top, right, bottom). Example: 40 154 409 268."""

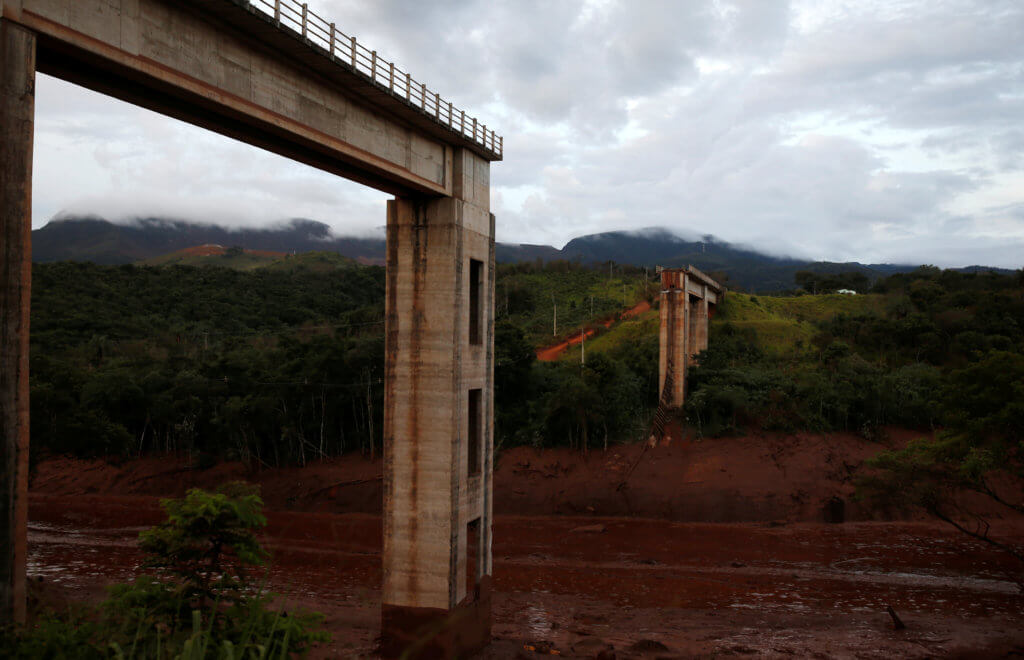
29 0 1024 268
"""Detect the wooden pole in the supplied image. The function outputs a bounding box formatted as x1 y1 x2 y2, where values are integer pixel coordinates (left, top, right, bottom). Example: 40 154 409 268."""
0 19 35 626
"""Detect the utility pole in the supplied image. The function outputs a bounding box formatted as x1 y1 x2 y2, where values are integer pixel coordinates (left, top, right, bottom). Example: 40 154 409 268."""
552 293 557 336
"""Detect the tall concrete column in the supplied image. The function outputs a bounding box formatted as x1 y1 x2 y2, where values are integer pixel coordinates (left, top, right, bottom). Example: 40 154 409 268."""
658 288 670 401
695 295 709 356
0 17 35 626
382 148 494 658
674 289 688 406
658 275 688 409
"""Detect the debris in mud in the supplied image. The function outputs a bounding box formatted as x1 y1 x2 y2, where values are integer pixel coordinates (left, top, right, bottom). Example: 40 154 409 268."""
523 641 561 655
571 636 612 656
823 495 845 523
571 523 607 533
887 605 906 630
628 639 670 653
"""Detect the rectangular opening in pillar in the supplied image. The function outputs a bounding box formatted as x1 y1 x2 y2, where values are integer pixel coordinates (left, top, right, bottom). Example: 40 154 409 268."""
469 258 483 345
466 518 480 602
468 388 482 477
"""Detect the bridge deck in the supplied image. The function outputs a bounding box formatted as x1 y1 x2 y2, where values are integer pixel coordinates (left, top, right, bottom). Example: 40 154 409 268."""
213 0 502 162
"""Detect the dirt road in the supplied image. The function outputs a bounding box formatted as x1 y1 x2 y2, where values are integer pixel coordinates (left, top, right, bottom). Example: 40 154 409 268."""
536 300 651 361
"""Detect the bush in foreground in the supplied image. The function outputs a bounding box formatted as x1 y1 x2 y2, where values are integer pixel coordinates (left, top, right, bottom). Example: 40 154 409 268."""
1 483 328 658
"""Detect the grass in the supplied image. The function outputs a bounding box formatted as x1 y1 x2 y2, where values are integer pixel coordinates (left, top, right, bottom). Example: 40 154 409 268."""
497 265 651 346
715 292 887 356
720 291 887 323
551 291 888 360
560 309 659 360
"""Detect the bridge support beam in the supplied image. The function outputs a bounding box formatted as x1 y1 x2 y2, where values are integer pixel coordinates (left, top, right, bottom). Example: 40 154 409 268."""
382 149 494 658
657 268 724 412
0 17 35 626
658 287 688 409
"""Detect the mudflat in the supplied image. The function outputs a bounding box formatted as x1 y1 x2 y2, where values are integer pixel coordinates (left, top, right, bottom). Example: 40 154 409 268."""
27 436 1024 658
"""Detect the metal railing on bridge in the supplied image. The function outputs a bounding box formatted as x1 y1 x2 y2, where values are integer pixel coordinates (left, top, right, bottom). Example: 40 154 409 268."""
249 0 503 159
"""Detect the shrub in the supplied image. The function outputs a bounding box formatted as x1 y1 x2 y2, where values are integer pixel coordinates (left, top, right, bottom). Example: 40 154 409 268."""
4 484 328 658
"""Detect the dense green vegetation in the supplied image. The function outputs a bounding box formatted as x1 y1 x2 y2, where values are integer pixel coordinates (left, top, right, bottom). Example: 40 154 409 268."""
1 485 326 657
27 257 1024 483
687 268 1024 438
31 259 386 464
688 267 1024 572
28 258 658 463
495 260 654 345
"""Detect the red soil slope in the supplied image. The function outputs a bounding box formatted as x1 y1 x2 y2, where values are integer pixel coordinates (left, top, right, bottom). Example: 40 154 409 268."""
536 300 651 361
32 427 1006 524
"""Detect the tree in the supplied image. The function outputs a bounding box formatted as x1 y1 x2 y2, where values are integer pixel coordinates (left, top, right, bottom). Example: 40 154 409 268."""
857 351 1024 588
136 482 267 609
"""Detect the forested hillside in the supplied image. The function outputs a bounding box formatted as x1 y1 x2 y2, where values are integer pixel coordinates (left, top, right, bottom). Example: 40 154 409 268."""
28 258 658 464
28 257 1024 489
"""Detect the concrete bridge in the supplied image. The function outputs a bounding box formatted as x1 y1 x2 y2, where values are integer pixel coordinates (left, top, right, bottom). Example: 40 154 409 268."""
658 266 724 409
0 0 499 655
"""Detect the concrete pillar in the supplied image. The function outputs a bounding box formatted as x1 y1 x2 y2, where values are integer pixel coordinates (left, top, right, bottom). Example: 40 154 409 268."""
658 274 688 409
381 148 494 658
696 295 709 355
674 288 688 406
0 17 35 626
687 295 700 368
658 288 670 401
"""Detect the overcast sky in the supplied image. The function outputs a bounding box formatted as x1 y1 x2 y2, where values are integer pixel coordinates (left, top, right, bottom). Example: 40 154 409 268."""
32 0 1024 267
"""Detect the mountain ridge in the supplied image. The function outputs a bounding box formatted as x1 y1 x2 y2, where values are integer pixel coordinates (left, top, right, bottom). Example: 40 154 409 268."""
32 216 1014 292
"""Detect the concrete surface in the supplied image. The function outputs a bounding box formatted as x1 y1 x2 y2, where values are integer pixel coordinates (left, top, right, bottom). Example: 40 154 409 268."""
0 17 34 625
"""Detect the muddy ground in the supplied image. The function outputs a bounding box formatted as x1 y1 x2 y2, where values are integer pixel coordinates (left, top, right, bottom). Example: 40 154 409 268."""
27 430 1024 658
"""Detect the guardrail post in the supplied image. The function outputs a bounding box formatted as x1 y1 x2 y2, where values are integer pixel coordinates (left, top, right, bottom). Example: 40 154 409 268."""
301 3 308 38
420 82 427 108
350 36 357 69
472 117 478 142
371 50 377 82
434 91 440 117
329 23 335 55
389 62 394 91
405 72 411 100
447 100 453 124
274 0 281 22
460 109 465 135
499 135 503 156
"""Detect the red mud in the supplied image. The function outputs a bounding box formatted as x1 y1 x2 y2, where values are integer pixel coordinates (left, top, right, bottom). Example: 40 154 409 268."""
26 432 1024 657
536 300 651 361
33 428 1013 523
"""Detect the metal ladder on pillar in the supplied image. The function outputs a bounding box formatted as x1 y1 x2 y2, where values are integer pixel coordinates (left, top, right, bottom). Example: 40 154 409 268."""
650 358 676 442
617 358 677 491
